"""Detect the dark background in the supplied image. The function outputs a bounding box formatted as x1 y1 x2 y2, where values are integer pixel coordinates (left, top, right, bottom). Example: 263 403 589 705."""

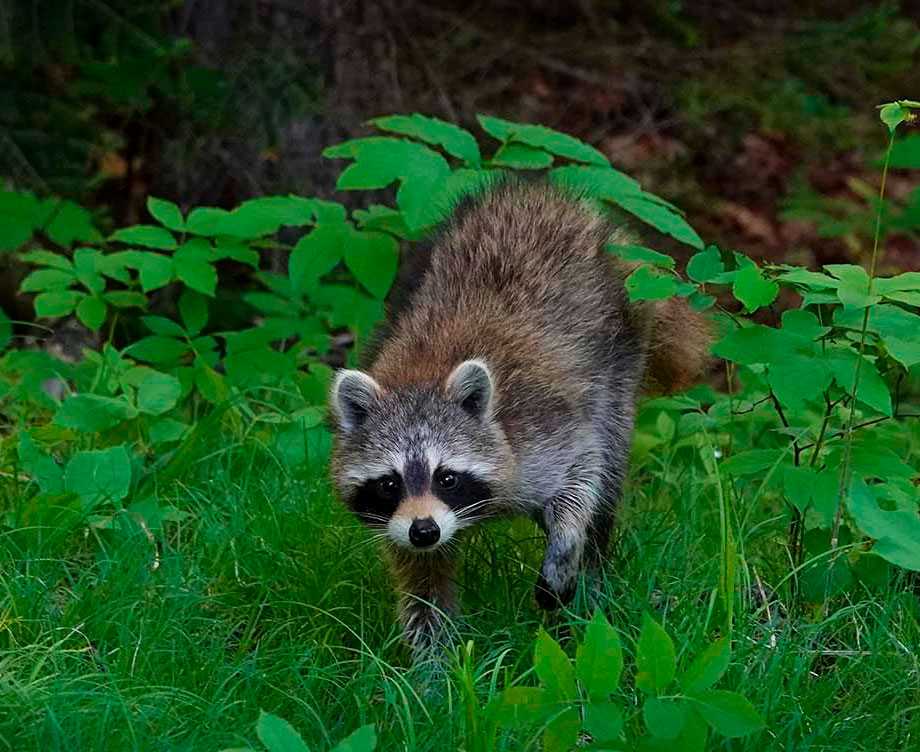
3 0 919 275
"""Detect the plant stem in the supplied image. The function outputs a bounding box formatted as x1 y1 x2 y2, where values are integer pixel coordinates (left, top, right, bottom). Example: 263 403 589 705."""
828 131 894 568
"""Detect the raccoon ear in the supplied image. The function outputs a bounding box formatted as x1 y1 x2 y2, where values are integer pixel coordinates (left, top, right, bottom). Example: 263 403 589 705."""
445 359 494 421
331 370 382 433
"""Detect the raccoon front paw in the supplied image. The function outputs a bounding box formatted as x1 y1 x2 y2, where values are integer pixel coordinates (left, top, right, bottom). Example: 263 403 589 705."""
534 572 576 610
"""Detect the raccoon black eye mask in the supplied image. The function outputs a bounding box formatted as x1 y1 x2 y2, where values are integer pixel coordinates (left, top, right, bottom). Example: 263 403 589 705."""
328 179 710 653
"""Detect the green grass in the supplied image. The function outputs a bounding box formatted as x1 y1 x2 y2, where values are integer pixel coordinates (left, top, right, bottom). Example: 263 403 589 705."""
1 420 919 751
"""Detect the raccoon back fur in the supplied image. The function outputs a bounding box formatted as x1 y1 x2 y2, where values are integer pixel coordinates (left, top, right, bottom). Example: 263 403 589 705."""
330 179 710 651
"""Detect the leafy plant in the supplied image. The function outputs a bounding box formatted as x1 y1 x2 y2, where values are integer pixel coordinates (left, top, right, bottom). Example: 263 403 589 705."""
221 711 376 752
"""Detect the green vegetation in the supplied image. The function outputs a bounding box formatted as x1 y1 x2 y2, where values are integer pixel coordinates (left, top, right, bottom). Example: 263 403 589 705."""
1 107 919 750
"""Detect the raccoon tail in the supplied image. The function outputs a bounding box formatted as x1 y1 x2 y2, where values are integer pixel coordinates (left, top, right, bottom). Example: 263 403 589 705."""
639 296 713 395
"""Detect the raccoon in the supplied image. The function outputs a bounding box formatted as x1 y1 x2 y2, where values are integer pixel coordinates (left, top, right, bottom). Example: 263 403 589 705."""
329 179 710 651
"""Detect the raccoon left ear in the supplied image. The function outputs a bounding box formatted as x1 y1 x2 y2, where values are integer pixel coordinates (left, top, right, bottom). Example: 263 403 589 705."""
332 369 382 433
445 359 494 421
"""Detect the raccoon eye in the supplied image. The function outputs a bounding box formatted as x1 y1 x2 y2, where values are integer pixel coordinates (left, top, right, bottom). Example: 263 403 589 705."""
434 469 459 491
375 476 400 500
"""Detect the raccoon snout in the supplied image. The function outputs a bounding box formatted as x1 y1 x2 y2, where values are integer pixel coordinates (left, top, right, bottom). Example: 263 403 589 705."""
408 517 440 548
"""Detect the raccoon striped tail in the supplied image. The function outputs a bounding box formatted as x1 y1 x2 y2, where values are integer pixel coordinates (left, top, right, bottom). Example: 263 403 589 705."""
640 296 713 394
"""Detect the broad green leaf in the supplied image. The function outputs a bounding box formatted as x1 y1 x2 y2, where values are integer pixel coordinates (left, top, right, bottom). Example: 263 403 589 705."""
768 353 832 409
782 465 819 514
712 325 789 365
43 200 101 246
888 133 920 169
477 115 609 166
147 197 185 231
687 246 724 283
19 249 74 270
576 611 624 701
534 629 576 701
64 445 132 506
54 394 138 432
489 687 557 726
874 272 920 295
583 703 624 745
128 368 182 415
34 290 83 318
543 707 580 752
643 697 687 739
615 193 704 249
174 240 217 296
18 431 63 493
635 612 676 694
849 478 920 571
149 417 189 446
256 711 311 752
186 207 232 236
75 295 107 331
289 222 346 293
689 290 716 311
21 268 75 292
489 142 553 169
879 102 908 134
548 164 640 201
110 225 177 250
142 316 187 337
330 724 377 752
127 336 190 364
133 252 174 292
680 637 731 693
626 266 679 301
720 449 784 477
847 438 917 482
826 264 879 308
103 291 147 309
834 304 920 369
372 114 480 165
606 244 675 269
688 690 765 738
215 238 260 268
178 289 208 336
826 348 892 416
732 265 778 312
637 708 708 752
344 229 399 300
776 267 840 290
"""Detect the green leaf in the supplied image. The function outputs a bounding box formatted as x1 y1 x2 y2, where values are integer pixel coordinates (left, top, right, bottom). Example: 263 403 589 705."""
345 229 399 300
174 240 217 296
44 200 101 246
76 295 107 331
142 316 187 338
720 449 784 477
548 164 640 201
127 336 190 364
178 289 208 336
489 687 556 727
576 611 624 701
732 265 778 312
54 394 138 432
330 724 377 752
149 417 190 446
875 271 920 294
606 244 675 269
680 637 731 693
256 711 311 752
626 266 679 301
643 697 687 739
888 134 920 169
635 612 677 694
534 628 576 701
637 709 709 752
324 137 451 230
776 267 840 290
289 223 346 293
215 239 260 268
687 246 724 283
712 324 790 365
879 102 908 134
583 703 624 746
21 268 75 292
848 479 920 571
372 114 480 165
543 707 580 752
110 225 177 250
826 264 879 308
18 431 63 493
64 445 132 507
133 252 174 292
477 115 609 166
147 197 185 231
19 249 74 270
826 348 892 416
128 367 182 415
768 353 832 410
489 142 554 169
614 193 704 249
688 690 764 738
834 304 920 369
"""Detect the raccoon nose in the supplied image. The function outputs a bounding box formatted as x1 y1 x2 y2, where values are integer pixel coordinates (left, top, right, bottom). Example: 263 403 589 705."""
409 517 440 548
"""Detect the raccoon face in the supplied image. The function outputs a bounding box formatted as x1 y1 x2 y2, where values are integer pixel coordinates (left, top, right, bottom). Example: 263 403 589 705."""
330 360 512 551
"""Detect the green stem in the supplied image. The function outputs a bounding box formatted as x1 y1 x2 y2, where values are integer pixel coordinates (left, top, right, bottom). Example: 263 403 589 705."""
828 131 894 562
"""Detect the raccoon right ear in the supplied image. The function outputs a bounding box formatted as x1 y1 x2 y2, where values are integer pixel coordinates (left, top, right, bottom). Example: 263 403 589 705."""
445 359 494 421
331 370 382 433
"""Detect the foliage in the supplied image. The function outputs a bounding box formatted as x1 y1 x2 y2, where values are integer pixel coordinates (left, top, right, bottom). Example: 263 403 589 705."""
1 107 919 749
